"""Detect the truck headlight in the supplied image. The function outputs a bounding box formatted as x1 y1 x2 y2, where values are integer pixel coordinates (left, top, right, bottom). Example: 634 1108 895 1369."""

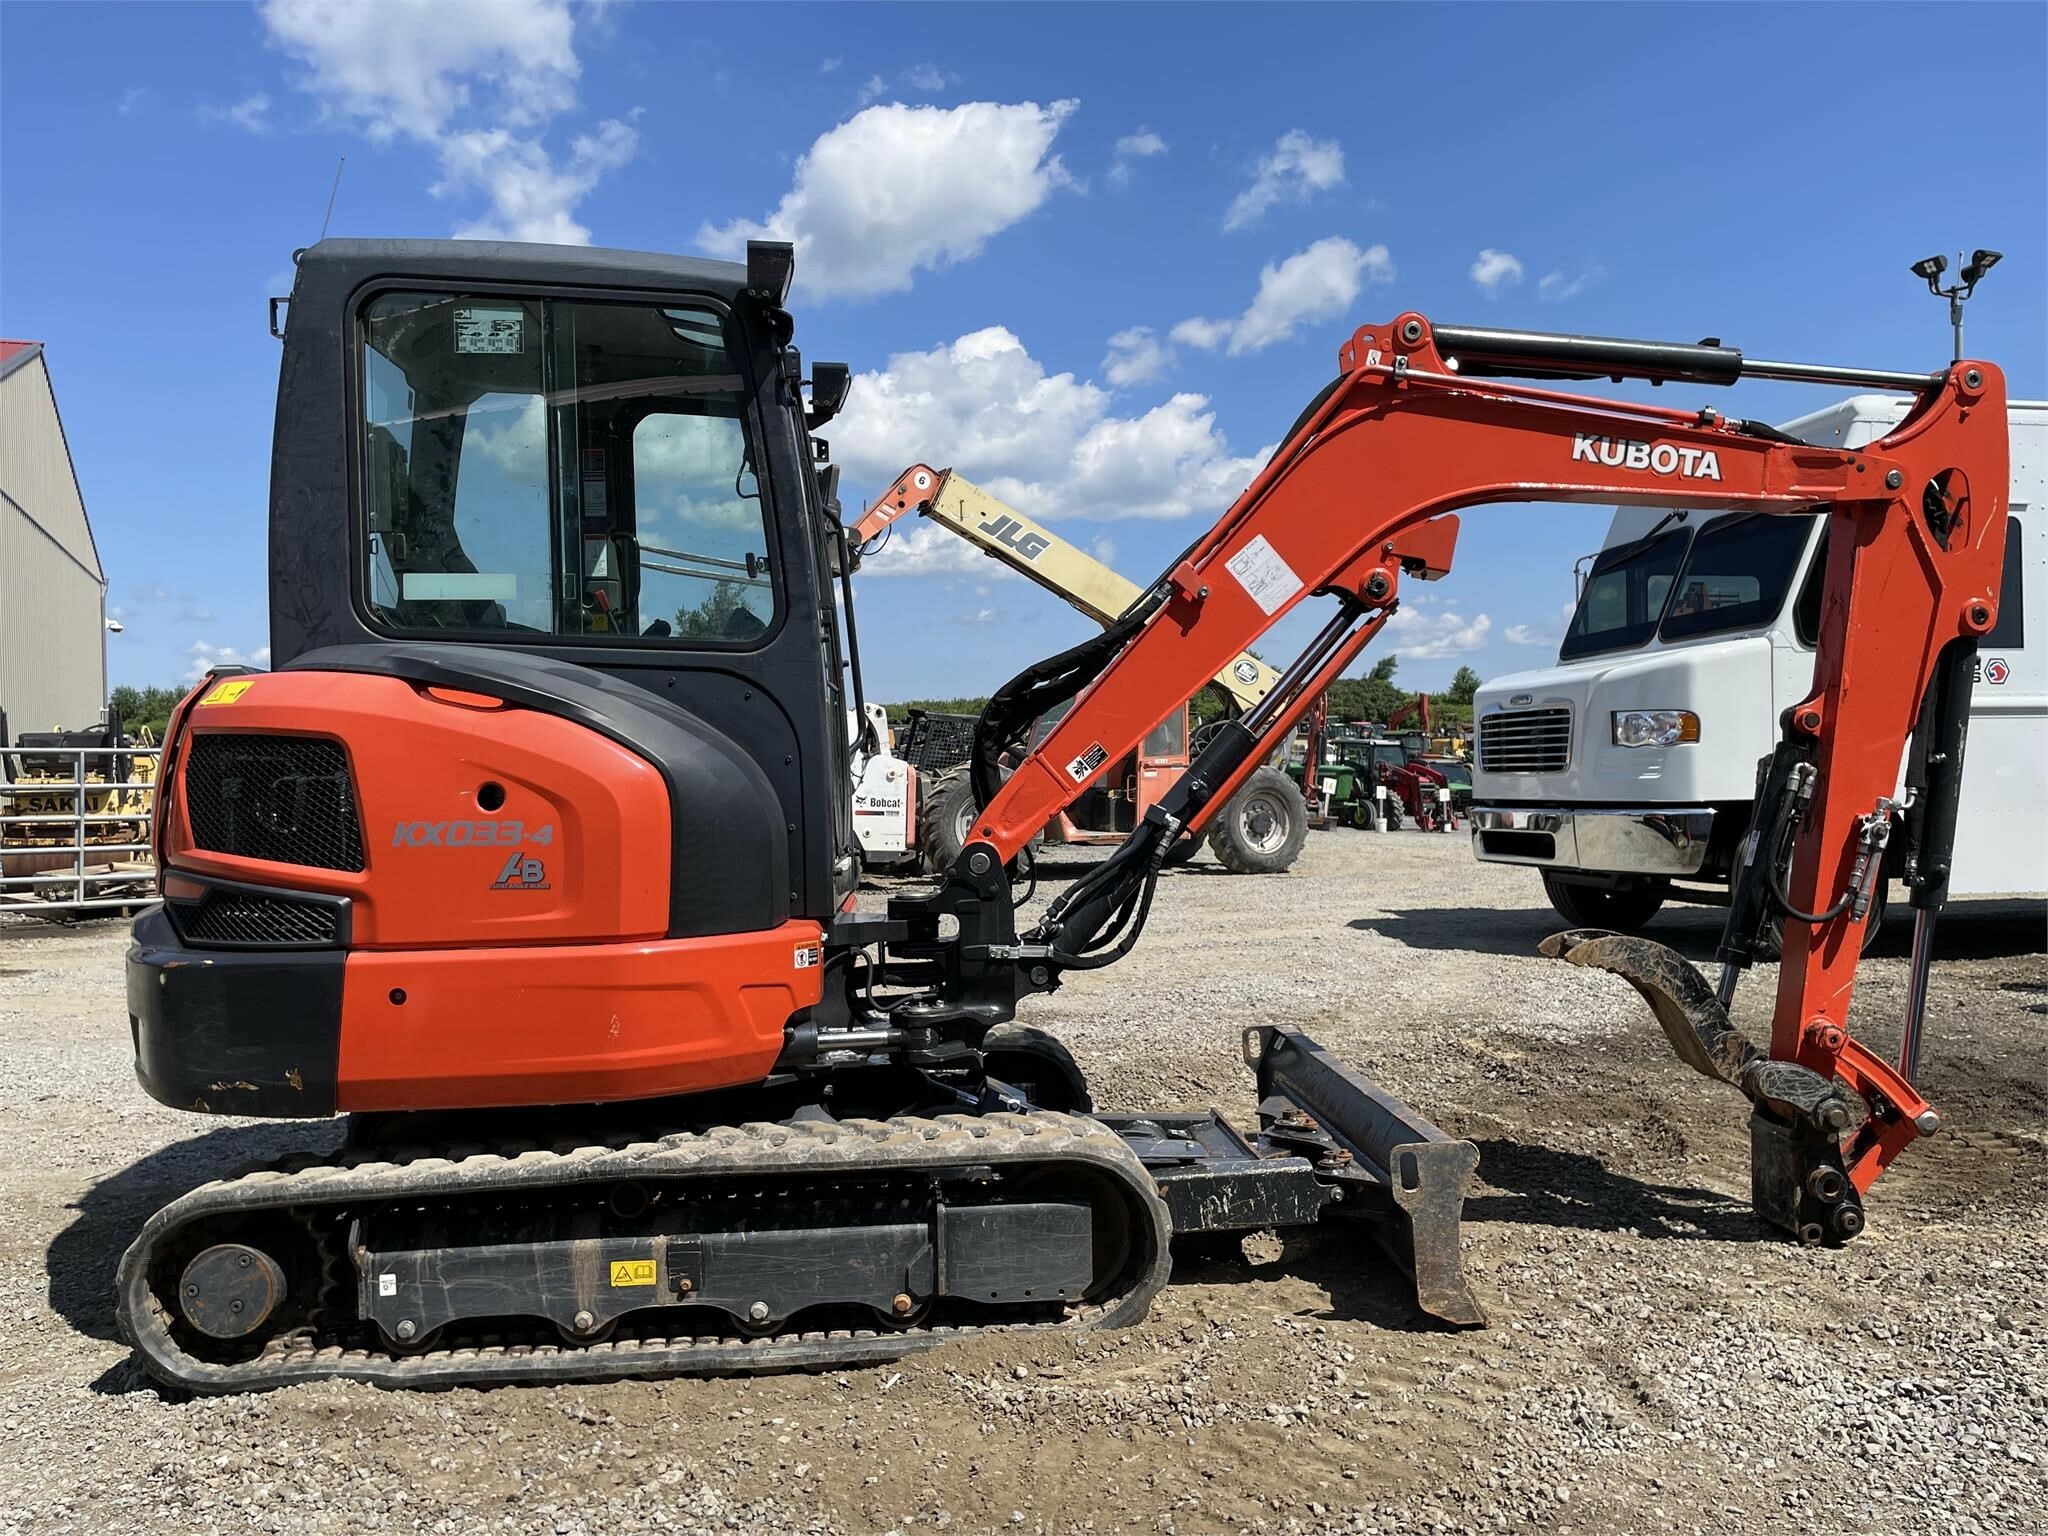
1611 709 1700 747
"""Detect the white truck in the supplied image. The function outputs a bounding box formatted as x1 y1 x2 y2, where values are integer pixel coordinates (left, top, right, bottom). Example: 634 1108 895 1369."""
1470 396 2045 932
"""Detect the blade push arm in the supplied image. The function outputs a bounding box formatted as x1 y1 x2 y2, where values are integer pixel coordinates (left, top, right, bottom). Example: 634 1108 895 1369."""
852 466 1282 713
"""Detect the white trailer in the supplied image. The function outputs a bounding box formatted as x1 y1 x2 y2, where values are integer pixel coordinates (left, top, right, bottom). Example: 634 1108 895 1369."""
1469 396 2045 930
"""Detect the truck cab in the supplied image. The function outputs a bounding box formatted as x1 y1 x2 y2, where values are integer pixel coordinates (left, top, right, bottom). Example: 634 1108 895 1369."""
1470 396 2045 931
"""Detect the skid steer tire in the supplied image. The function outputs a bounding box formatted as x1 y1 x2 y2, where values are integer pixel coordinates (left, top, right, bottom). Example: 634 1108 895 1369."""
1205 766 1308 874
982 1024 1093 1113
919 766 980 872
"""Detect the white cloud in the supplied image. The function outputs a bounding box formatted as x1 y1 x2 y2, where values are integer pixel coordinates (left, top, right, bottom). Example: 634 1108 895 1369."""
855 63 955 107
1470 248 1524 297
1102 326 1173 387
857 522 1019 580
836 326 1271 524
1505 600 1576 648
1539 266 1604 302
261 0 635 244
1091 536 1117 566
955 608 999 626
1172 236 1393 357
201 93 273 133
185 641 272 682
819 56 843 75
1387 608 1492 660
701 101 1077 300
117 87 149 116
1223 129 1344 232
1108 128 1167 186
439 112 640 242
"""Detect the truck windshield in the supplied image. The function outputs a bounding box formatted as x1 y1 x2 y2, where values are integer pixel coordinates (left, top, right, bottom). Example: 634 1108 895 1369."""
359 292 778 645
1658 512 1819 643
1559 527 1690 660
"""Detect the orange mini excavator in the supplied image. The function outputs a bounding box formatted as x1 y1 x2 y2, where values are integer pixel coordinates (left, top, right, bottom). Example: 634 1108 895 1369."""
119 239 2007 1391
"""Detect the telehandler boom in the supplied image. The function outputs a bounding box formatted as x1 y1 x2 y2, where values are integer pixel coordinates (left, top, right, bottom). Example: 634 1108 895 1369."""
849 466 1282 711
117 240 2006 1393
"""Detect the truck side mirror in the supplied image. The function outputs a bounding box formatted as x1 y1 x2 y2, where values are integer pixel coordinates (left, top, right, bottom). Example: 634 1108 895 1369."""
808 362 851 429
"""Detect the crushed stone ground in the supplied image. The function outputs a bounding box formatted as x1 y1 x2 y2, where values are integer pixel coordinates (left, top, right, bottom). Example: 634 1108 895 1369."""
1 829 2041 1535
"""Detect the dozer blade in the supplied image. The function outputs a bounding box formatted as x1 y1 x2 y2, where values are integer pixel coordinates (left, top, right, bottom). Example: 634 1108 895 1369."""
1245 1025 1484 1326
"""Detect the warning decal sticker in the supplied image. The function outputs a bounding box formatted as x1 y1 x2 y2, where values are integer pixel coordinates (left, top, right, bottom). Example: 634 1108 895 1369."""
609 1259 657 1288
197 679 254 706
1224 535 1304 615
1066 743 1110 783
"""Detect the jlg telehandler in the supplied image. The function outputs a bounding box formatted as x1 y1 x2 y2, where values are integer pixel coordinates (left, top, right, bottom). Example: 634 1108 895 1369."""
847 465 1311 874
119 239 2006 1392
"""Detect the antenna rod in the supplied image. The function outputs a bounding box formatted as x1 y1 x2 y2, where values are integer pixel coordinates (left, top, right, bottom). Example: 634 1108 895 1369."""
319 156 346 242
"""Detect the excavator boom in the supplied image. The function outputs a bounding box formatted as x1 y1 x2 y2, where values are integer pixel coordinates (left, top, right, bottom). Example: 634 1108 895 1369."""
907 312 2005 1243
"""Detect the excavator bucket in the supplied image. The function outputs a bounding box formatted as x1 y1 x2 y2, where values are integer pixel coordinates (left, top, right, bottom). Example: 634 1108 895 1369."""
1539 929 1867 1244
1538 929 1760 1087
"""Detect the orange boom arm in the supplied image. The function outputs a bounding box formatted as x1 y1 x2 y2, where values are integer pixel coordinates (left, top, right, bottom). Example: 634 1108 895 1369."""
932 313 2004 1231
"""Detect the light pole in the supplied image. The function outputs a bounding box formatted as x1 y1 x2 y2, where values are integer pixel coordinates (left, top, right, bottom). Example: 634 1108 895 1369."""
1910 249 2002 362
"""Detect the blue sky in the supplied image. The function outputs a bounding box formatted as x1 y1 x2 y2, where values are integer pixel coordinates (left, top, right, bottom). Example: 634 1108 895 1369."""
3 0 2043 700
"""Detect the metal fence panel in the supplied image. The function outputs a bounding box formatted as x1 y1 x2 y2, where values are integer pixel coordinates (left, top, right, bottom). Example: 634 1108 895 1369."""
0 744 160 913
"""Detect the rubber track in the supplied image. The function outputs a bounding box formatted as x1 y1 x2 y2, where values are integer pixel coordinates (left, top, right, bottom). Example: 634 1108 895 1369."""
117 1112 1172 1394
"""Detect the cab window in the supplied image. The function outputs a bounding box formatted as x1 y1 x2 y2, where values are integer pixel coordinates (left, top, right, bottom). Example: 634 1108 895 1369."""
1658 512 1818 644
360 293 776 644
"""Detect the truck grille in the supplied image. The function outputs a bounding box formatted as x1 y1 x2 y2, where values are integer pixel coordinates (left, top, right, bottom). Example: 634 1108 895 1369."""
1478 708 1572 774
183 735 366 871
177 886 343 948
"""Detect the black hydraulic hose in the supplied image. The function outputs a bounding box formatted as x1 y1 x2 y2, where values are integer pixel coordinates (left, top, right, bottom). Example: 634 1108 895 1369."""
1765 810 1852 926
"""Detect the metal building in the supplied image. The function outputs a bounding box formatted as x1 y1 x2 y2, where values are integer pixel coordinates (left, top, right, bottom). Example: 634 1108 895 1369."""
1 340 108 740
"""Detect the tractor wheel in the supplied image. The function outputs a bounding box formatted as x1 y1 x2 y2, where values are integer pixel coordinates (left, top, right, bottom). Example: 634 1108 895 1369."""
919 767 980 871
1205 767 1307 874
1542 874 1668 933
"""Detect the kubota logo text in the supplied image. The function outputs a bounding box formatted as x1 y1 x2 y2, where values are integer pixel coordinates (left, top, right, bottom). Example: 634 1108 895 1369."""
1572 434 1721 481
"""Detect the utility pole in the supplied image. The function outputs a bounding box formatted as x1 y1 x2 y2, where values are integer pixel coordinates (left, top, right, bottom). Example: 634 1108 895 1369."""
1910 248 2002 361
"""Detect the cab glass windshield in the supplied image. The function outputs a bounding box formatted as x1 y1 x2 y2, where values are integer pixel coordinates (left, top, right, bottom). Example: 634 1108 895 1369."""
1559 527 1689 660
360 293 777 644
1658 513 1818 643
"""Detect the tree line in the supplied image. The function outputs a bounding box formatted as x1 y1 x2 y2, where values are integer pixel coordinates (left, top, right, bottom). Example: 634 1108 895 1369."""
882 657 1484 732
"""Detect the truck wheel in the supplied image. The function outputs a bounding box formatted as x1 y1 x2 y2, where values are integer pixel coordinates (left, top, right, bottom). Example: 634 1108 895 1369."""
1760 878 1889 959
919 767 980 871
1205 767 1307 874
1542 874 1667 932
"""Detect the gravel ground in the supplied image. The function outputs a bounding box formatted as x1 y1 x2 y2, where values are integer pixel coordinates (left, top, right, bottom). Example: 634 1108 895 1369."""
0 830 2042 1536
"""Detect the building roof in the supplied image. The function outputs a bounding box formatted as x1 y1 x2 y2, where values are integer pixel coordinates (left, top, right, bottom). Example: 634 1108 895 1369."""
0 340 43 379
0 338 104 583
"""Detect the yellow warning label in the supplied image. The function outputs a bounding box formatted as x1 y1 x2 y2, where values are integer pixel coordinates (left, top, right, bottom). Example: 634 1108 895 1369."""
609 1259 657 1288
197 680 255 706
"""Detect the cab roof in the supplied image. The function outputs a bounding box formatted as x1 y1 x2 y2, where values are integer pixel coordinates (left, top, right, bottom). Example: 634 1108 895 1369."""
291 238 750 302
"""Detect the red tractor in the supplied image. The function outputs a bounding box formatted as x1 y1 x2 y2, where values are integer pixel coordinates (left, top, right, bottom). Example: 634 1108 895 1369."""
1369 740 1461 833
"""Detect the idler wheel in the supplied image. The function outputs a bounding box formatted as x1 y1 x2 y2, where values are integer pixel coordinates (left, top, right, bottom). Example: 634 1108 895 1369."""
177 1243 287 1339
